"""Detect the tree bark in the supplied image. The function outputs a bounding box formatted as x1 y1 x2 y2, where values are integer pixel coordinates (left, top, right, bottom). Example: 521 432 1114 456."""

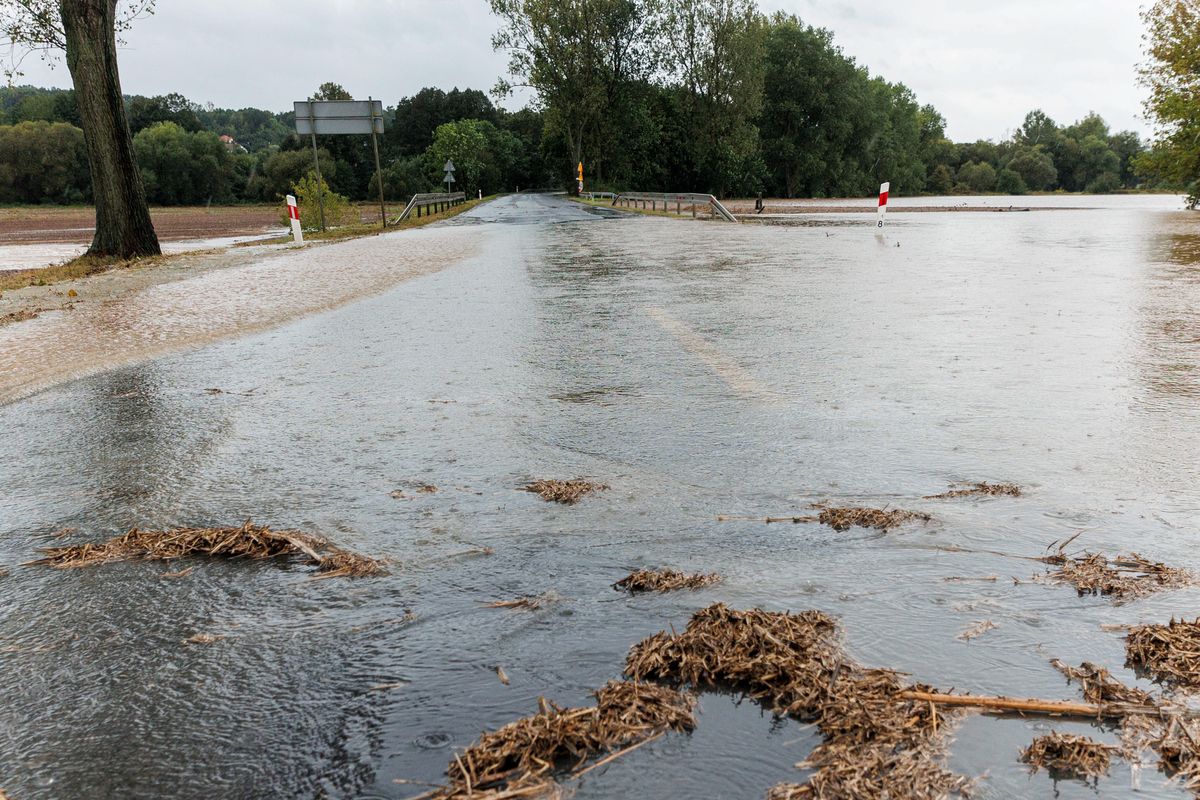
60 0 160 259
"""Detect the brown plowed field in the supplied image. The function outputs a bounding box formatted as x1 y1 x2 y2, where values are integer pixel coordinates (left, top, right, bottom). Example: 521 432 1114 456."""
0 205 285 245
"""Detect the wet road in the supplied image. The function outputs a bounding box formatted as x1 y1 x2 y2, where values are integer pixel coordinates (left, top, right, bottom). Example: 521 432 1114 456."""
2 193 1199 799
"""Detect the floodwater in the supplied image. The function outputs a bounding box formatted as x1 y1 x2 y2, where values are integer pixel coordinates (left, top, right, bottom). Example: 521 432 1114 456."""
1 192 1199 799
0 232 284 273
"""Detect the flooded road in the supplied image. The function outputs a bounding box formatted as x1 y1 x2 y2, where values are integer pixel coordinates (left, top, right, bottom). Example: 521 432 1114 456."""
2 193 1199 799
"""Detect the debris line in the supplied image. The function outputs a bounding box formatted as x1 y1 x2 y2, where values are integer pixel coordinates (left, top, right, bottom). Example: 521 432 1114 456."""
417 681 695 799
625 603 971 799
29 520 385 578
521 479 608 505
613 568 721 593
1038 552 1193 602
924 482 1022 499
814 505 931 532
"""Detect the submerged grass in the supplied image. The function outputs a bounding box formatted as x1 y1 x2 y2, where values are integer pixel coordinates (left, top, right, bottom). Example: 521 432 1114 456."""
814 505 931 533
0 252 160 293
1021 732 1114 778
924 482 1022 499
613 568 721 593
521 479 608 505
420 681 696 799
30 520 385 578
626 603 971 799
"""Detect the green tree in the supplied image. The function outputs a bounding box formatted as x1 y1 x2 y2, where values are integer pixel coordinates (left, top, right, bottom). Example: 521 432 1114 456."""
995 168 1027 195
1137 0 1200 206
957 160 996 192
1 0 160 258
260 147 337 201
661 0 765 196
425 118 522 195
928 163 955 194
126 92 203 134
759 15 868 197
133 121 234 204
1016 110 1060 148
379 155 431 200
0 120 89 202
490 0 657 189
310 82 353 101
1007 147 1057 191
389 87 497 157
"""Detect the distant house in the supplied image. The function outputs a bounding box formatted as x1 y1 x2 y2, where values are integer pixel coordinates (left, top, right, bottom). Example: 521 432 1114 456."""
219 134 247 154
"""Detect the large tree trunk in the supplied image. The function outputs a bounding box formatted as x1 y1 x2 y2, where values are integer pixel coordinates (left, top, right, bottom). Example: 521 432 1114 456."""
60 0 160 259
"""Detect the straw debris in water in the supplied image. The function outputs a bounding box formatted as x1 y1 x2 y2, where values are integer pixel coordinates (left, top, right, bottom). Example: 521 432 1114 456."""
521 479 607 505
1050 653 1200 791
924 482 1022 499
1038 552 1193 602
424 681 696 799
1051 659 1153 705
613 568 721 593
1021 732 1115 778
626 603 971 799
485 592 559 611
30 521 385 579
1127 619 1200 688
814 505 931 532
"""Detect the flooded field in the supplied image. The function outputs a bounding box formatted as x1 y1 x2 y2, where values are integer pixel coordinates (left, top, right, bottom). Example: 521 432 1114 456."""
1 193 1199 799
0 205 287 271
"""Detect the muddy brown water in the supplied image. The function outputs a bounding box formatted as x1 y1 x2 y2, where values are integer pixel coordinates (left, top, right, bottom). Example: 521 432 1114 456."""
1 193 1198 799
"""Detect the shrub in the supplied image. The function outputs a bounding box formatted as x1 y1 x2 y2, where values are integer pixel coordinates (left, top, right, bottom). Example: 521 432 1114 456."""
283 173 355 230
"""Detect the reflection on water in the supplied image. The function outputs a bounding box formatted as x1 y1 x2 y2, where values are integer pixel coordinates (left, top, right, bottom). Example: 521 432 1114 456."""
1 195 1199 799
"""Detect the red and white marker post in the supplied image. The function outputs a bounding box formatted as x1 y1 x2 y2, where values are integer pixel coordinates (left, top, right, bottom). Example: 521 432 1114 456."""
286 194 304 244
876 182 890 229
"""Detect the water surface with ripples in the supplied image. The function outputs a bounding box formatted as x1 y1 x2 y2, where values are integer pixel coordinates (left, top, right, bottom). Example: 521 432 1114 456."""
2 193 1198 799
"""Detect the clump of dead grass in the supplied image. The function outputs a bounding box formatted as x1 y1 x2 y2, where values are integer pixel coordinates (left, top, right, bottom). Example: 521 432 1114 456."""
422 681 695 799
484 592 559 611
626 603 971 799
521 479 607 505
814 504 931 533
613 568 721 593
1050 654 1200 791
1038 552 1193 603
1021 732 1115 778
1051 659 1153 706
30 520 385 579
1127 619 1200 688
924 482 1022 499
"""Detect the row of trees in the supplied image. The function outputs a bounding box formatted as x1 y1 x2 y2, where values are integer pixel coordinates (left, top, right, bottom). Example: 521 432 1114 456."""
0 83 555 204
490 1 1157 198
0 0 1194 260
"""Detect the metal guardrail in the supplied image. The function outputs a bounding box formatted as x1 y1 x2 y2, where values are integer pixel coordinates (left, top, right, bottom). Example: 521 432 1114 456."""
613 192 739 223
395 192 467 222
583 191 617 200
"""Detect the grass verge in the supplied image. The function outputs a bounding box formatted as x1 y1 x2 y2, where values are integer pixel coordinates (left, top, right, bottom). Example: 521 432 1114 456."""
0 252 173 293
247 194 498 246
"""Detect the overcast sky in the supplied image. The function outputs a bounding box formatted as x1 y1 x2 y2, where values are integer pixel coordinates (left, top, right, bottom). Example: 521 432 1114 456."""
16 0 1151 142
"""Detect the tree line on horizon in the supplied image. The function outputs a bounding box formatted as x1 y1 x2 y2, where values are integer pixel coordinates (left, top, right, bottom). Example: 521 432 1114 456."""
0 1 1193 212
0 11 1161 207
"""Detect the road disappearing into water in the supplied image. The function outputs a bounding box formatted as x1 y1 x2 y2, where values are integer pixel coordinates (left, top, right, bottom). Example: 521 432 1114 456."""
2 193 1198 799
